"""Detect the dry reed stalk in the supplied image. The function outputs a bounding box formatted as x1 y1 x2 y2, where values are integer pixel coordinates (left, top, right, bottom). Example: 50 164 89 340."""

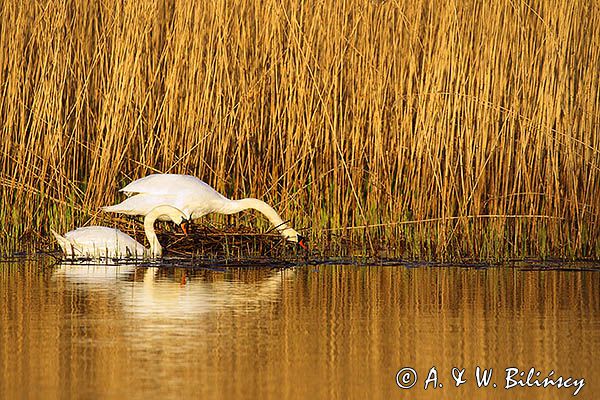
0 0 598 260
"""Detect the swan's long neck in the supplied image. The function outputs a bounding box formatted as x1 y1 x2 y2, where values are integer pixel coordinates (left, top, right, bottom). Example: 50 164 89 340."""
142 205 186 258
144 212 162 258
223 198 289 232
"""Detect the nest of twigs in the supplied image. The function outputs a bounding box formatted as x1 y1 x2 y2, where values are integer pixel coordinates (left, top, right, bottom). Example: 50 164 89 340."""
123 222 305 260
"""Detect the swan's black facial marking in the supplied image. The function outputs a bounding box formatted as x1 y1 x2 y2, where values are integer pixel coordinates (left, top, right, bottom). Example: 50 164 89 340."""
297 235 308 251
180 220 190 235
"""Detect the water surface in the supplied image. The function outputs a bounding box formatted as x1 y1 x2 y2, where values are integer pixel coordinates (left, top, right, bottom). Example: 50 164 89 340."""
1 259 598 399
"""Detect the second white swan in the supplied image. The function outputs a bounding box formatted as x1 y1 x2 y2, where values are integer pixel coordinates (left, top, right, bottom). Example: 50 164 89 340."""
51 205 189 259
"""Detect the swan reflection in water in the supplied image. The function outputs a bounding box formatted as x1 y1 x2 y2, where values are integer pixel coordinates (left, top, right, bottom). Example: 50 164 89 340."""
52 263 293 318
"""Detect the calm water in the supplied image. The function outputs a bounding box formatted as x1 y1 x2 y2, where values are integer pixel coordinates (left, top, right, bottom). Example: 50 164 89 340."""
0 259 598 399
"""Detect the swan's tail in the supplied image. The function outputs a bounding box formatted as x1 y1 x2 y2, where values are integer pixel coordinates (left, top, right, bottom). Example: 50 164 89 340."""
101 203 136 214
101 198 144 215
50 229 71 255
101 204 122 213
101 195 173 216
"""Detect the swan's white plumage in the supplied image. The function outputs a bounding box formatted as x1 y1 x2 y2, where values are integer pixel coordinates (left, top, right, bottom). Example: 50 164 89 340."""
103 174 226 220
51 226 146 258
101 194 193 219
120 174 224 198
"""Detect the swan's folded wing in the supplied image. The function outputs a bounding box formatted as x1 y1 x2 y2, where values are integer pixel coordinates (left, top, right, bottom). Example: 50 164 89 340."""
119 174 217 196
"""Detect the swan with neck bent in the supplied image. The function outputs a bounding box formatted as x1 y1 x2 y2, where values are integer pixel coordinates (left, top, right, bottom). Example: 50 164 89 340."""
102 174 308 250
52 205 189 259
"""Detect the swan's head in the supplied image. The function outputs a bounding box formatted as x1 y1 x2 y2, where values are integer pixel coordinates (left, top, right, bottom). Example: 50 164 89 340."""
180 219 190 235
169 213 190 236
281 228 309 250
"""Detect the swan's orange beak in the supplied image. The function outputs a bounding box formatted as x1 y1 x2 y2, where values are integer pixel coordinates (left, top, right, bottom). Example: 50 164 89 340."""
181 221 190 236
297 235 308 251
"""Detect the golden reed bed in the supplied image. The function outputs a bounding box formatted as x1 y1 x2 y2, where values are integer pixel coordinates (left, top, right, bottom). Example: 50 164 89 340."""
0 0 598 260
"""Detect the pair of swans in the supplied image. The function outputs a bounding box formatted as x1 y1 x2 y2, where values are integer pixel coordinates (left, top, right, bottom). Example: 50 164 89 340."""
53 174 307 259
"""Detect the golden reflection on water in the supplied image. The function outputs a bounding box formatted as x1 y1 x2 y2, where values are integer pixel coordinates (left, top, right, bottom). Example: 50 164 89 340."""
1 260 598 399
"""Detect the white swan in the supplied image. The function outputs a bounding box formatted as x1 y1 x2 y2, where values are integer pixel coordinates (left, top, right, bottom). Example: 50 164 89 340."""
51 205 189 259
102 174 308 249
